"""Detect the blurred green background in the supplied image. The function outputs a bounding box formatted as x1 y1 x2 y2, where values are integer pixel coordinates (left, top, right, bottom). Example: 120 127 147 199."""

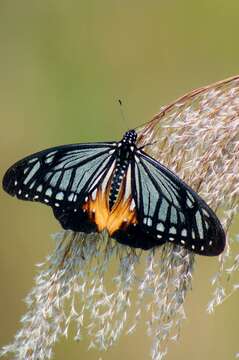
0 1 238 359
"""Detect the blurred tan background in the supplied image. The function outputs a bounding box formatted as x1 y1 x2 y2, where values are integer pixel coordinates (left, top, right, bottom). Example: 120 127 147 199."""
0 1 239 359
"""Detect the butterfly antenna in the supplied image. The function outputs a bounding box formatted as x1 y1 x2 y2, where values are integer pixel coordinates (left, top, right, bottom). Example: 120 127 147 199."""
118 99 127 125
138 140 159 150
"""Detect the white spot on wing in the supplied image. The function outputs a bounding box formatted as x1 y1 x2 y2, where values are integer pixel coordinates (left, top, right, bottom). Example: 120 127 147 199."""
181 228 187 237
46 151 57 158
156 223 165 232
45 156 55 164
37 185 43 192
56 192 64 200
169 226 176 234
92 188 97 200
68 193 75 201
45 188 52 197
28 157 38 164
130 199 136 211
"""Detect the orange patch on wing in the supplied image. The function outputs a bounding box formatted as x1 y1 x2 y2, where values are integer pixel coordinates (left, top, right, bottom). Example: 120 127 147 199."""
82 188 137 235
107 196 137 235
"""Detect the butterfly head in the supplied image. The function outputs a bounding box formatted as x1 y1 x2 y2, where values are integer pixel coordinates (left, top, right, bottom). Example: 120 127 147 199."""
122 130 137 145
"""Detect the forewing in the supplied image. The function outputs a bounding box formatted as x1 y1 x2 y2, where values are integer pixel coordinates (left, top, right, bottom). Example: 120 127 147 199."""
3 142 116 232
133 151 225 256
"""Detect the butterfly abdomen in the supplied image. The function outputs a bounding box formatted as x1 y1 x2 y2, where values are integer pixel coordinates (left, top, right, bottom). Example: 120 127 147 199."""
109 159 128 209
108 130 137 209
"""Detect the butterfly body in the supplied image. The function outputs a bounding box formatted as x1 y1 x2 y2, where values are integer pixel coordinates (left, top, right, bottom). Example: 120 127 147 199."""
2 129 225 255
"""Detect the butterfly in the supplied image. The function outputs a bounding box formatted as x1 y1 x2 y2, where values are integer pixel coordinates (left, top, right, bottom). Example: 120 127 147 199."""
2 129 225 256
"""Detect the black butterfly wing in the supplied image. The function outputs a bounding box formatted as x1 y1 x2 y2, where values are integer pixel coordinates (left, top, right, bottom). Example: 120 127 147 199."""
130 150 225 256
3 142 116 233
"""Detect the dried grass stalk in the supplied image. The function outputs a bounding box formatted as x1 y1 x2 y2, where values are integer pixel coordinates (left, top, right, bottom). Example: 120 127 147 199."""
137 74 239 313
1 75 239 360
